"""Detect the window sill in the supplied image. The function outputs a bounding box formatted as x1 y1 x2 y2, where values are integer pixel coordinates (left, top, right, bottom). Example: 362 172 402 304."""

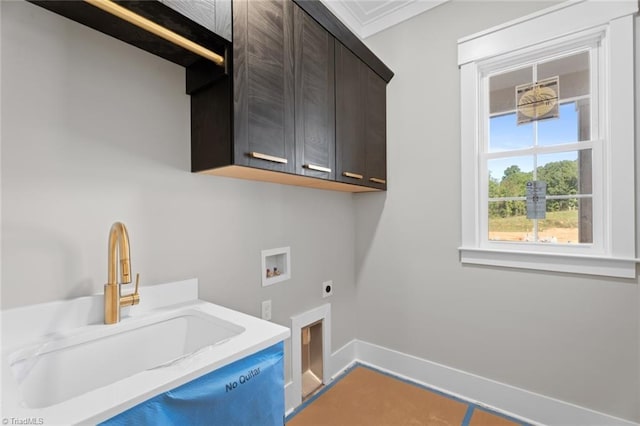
459 247 638 279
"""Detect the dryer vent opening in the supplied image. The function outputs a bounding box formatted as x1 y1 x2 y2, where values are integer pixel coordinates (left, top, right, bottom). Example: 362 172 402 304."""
301 320 324 400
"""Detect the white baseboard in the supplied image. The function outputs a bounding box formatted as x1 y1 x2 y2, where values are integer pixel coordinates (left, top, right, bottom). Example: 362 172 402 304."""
286 339 638 426
356 340 638 426
285 381 295 416
328 339 358 379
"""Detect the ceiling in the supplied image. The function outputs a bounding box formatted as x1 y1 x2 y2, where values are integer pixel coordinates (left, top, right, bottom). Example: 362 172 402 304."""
320 0 449 39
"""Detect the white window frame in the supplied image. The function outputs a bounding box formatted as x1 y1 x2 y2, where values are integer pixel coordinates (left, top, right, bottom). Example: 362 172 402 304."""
458 0 637 278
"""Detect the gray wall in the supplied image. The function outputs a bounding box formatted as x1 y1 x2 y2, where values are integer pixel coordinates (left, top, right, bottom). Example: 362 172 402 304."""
3 0 639 421
357 0 639 422
0 0 358 384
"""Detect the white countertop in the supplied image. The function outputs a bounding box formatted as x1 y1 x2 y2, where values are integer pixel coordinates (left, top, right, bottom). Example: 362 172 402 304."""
1 279 290 425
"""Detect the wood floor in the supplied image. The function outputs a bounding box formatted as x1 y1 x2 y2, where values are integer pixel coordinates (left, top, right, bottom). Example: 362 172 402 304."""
286 366 530 426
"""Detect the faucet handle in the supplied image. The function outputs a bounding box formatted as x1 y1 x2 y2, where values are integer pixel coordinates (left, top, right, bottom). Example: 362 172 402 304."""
120 273 141 307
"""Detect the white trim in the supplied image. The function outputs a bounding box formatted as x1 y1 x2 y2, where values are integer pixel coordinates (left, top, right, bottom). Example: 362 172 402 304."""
607 14 636 258
286 339 639 426
289 304 332 410
328 338 358 379
358 1 448 39
459 247 638 278
285 381 295 415
320 0 448 40
318 0 361 38
457 1 583 44
460 62 480 249
458 0 638 65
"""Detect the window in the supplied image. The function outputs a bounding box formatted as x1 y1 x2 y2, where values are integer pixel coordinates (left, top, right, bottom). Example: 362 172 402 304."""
458 1 637 278
485 48 595 246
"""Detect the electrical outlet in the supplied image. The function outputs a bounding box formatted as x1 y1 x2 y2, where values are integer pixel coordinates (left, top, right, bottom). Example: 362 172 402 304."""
322 280 333 298
261 300 272 321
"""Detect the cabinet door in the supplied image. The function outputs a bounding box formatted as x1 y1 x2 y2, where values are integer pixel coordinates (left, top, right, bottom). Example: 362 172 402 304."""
365 68 387 189
335 42 366 185
294 6 335 180
233 0 294 173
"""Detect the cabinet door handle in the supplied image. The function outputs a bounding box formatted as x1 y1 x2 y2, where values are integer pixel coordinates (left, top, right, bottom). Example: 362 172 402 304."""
342 171 364 180
249 152 288 164
303 164 332 173
369 177 386 184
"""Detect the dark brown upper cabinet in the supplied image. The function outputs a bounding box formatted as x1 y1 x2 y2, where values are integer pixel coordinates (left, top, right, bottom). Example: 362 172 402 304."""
191 0 392 192
28 0 393 192
335 42 366 185
294 6 335 181
232 0 295 174
364 66 387 190
336 42 387 190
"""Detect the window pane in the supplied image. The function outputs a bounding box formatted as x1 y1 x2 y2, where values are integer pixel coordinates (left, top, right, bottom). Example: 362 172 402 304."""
488 198 592 244
538 51 590 99
488 149 593 245
488 156 533 197
537 208 577 244
538 101 590 145
483 47 599 249
538 198 592 244
488 201 530 241
489 113 534 152
537 149 591 196
489 66 532 114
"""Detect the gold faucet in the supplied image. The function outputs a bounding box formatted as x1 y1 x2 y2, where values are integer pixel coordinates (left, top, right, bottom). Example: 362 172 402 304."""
104 222 140 324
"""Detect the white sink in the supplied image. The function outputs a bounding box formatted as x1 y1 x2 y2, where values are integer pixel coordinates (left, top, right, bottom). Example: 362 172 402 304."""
1 279 291 425
9 310 245 409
